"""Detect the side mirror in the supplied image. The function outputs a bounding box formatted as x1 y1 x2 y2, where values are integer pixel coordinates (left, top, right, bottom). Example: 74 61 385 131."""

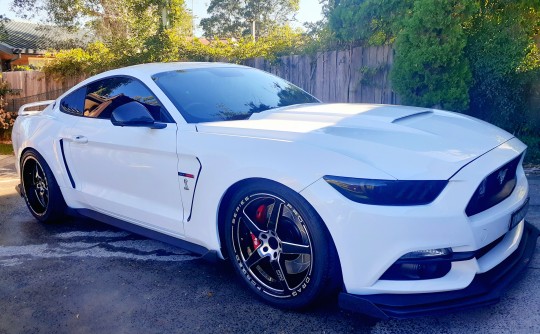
111 101 166 129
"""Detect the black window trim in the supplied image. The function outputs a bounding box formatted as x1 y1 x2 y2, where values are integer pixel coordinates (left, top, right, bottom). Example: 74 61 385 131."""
59 74 176 124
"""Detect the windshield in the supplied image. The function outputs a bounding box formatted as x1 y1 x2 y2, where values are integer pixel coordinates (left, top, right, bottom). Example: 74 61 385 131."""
152 67 320 123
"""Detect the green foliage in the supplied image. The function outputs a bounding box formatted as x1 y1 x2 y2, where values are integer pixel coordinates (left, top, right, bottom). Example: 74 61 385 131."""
465 1 540 133
0 15 8 40
302 17 340 53
328 0 413 45
14 0 195 75
200 0 299 38
0 143 14 155
13 0 93 28
191 25 305 62
12 0 193 46
0 75 18 131
326 0 540 135
391 0 474 111
358 64 388 87
43 42 116 78
32 0 307 78
13 0 306 75
521 135 540 165
13 0 190 31
12 65 36 71
0 80 11 98
43 26 307 76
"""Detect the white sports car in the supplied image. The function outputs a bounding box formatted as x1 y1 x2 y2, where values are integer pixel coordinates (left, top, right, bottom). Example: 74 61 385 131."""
12 62 538 318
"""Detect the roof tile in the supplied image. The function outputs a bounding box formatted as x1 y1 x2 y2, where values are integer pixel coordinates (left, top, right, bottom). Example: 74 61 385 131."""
0 20 93 53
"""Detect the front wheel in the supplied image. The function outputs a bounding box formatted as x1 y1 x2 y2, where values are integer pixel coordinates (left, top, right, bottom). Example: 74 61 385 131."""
224 181 341 309
21 150 67 223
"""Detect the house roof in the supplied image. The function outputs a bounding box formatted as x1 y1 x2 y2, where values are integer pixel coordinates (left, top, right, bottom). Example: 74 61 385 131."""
0 20 93 55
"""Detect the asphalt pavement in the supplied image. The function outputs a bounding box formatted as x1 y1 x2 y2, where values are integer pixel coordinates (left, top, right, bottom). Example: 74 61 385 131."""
1 153 539 333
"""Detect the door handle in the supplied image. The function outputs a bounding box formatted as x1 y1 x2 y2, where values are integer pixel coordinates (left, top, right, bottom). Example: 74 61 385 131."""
72 135 88 144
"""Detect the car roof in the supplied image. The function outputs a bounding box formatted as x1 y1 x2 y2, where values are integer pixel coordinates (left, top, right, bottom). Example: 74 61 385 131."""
59 62 254 103
95 62 248 79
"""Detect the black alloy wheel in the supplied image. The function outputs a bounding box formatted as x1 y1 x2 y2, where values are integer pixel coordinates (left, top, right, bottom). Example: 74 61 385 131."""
225 181 341 309
21 150 66 223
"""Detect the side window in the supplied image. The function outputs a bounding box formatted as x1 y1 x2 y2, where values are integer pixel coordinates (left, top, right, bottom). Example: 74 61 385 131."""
60 87 86 116
83 77 172 122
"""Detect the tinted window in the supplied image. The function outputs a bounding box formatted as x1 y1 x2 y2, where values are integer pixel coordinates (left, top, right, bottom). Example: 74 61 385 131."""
152 67 319 123
60 87 86 116
83 77 170 122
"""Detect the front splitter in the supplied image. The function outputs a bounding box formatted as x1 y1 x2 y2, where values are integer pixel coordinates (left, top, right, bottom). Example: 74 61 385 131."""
339 222 539 319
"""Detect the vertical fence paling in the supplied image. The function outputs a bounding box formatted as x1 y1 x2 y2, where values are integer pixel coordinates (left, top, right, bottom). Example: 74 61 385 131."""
2 71 86 112
247 45 399 104
2 46 398 113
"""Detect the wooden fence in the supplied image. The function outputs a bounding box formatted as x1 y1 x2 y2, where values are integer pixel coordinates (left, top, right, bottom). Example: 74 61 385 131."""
1 45 398 112
244 45 399 104
2 71 85 112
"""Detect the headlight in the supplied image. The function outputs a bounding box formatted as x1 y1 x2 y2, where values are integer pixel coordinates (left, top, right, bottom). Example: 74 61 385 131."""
323 176 448 206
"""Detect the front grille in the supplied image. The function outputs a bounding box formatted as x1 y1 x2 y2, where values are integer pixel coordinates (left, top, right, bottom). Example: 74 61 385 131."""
465 154 521 216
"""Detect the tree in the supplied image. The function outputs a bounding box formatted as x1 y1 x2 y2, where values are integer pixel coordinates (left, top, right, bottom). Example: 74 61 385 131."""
12 0 192 41
465 0 540 131
0 15 8 41
0 75 18 133
12 0 193 67
326 0 540 133
391 0 475 111
328 0 413 45
200 0 300 38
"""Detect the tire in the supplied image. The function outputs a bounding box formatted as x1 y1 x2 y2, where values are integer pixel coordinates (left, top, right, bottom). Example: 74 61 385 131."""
224 180 341 309
21 150 67 223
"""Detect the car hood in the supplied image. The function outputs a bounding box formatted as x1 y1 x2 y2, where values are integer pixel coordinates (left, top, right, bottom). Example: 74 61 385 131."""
196 103 514 180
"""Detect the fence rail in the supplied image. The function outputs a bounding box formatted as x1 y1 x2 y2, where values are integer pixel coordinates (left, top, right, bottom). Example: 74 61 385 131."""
5 89 65 113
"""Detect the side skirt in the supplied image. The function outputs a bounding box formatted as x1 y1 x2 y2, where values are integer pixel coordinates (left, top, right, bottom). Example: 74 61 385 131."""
74 208 219 262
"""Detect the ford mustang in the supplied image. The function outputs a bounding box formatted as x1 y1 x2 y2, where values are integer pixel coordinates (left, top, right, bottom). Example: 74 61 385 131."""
11 62 538 318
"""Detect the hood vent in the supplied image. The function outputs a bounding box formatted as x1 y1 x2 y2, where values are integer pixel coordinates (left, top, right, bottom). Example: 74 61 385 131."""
392 111 433 124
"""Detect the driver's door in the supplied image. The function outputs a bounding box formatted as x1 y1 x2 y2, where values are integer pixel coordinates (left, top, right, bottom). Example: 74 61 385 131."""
64 76 185 235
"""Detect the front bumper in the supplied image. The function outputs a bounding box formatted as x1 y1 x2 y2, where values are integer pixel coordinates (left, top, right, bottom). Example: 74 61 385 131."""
301 138 529 295
338 221 539 319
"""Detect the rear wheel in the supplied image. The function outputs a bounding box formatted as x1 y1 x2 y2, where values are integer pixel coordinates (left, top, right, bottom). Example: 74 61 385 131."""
21 150 66 223
224 181 341 309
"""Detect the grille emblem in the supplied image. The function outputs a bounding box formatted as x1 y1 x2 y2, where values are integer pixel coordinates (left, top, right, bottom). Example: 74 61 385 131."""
497 168 508 185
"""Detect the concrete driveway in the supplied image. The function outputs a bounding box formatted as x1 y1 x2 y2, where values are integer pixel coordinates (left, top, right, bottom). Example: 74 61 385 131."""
0 154 539 333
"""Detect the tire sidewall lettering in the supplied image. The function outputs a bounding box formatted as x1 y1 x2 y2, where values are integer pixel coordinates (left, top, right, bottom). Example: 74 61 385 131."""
230 192 313 299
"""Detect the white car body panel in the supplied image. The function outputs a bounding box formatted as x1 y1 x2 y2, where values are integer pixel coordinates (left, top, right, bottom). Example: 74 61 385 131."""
11 62 535 318
300 137 528 294
65 117 184 235
198 103 513 180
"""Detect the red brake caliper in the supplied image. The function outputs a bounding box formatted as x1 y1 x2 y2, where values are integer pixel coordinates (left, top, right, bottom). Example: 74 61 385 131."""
250 204 266 250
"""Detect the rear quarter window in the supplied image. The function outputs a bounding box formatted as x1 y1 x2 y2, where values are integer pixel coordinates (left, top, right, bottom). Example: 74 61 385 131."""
60 87 86 116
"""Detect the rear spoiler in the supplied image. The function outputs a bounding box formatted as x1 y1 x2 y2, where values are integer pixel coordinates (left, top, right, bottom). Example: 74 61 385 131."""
18 100 55 116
